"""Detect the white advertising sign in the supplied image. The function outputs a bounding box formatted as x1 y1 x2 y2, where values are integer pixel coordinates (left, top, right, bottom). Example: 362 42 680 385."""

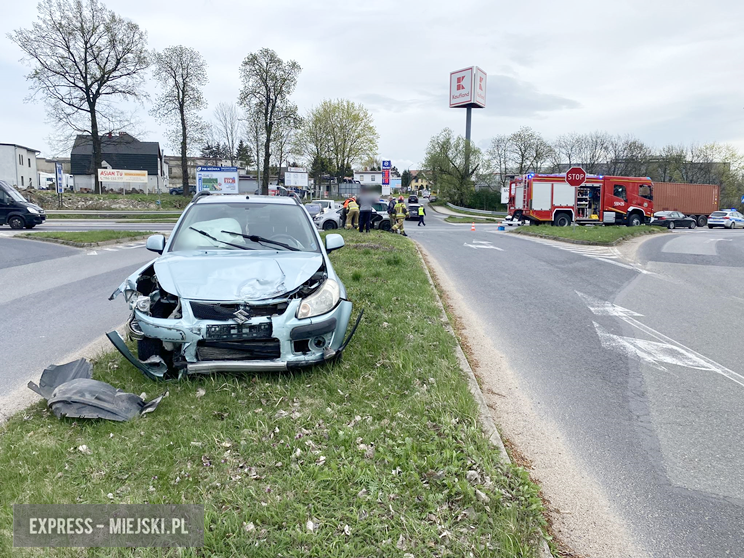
449 67 474 107
97 169 148 183
196 166 239 194
285 171 309 187
449 66 486 108
473 66 487 108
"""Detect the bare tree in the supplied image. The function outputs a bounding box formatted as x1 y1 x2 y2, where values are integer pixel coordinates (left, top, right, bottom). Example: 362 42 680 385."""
508 127 550 174
272 106 301 176
239 48 301 195
213 102 240 166
486 135 512 187
150 46 208 195
9 0 149 193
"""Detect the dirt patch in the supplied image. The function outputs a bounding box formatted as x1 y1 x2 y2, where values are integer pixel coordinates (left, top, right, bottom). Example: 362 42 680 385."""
419 245 649 558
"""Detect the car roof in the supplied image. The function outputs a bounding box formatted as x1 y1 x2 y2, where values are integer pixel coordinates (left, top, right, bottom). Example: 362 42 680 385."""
193 194 297 206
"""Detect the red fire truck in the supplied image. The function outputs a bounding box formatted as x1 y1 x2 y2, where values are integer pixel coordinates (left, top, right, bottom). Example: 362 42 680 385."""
507 173 655 226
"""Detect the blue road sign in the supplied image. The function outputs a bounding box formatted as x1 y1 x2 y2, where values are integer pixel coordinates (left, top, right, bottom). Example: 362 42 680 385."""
55 162 64 194
741 194 744 204
382 160 391 169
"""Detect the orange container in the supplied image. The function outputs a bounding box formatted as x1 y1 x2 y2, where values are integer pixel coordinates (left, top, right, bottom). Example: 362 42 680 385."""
653 182 720 215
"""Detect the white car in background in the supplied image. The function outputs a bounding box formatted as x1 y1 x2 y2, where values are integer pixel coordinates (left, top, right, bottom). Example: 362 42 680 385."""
707 210 744 229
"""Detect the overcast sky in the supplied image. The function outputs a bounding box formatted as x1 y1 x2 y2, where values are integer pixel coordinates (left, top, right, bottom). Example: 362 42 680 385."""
2 0 743 171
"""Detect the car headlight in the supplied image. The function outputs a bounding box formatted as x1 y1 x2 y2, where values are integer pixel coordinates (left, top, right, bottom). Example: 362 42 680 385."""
27 207 39 214
297 279 340 319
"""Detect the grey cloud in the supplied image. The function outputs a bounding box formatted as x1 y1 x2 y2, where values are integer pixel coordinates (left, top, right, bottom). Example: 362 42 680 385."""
354 92 440 113
484 75 581 117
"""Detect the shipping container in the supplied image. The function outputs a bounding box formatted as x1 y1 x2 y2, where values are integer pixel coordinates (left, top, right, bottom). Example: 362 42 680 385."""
652 183 720 226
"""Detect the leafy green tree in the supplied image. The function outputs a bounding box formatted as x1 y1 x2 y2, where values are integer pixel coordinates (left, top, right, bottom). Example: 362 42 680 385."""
423 128 482 207
236 140 254 169
401 169 412 190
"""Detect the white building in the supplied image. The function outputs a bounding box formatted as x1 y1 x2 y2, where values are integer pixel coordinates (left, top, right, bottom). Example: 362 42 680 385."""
0 143 39 189
354 171 383 186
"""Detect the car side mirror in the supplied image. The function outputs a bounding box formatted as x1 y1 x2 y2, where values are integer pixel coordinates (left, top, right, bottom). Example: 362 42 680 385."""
145 234 166 254
325 233 344 253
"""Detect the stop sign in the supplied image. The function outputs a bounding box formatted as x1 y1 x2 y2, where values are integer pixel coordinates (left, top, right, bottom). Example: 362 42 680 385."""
565 167 586 187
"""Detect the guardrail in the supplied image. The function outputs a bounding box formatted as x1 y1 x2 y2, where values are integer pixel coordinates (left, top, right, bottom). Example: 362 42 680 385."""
446 203 507 216
45 210 182 215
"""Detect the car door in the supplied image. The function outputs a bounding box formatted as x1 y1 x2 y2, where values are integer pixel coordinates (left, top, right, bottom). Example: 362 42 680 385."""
672 212 684 227
0 189 10 225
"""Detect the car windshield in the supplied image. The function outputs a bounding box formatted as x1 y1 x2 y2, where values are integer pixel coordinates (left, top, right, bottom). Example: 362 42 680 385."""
170 202 320 253
1 182 27 203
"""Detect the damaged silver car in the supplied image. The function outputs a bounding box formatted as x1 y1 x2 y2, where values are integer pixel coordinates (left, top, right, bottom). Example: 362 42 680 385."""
109 193 360 380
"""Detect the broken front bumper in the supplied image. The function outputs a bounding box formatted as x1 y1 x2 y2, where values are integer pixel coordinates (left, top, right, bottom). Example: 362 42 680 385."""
110 298 354 378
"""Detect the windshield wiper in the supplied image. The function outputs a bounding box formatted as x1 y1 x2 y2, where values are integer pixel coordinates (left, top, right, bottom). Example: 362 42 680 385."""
220 230 300 251
189 227 253 250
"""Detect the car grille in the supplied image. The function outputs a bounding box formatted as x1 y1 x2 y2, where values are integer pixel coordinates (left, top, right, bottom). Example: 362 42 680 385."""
190 302 288 320
197 340 281 361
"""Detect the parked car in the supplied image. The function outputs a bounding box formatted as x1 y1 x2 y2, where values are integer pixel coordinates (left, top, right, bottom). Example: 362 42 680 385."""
707 210 744 229
406 195 420 220
0 180 46 229
313 200 342 214
169 185 197 195
371 201 392 230
649 211 697 229
314 207 343 230
304 203 322 218
108 193 358 379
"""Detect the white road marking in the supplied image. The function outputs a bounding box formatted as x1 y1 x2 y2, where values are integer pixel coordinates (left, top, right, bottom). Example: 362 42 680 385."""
704 238 732 243
103 248 118 252
472 240 492 244
463 242 504 251
580 292 744 388
87 251 98 256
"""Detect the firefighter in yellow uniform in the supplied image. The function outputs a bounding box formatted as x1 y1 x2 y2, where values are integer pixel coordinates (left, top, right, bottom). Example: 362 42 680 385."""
392 196 408 236
345 197 359 230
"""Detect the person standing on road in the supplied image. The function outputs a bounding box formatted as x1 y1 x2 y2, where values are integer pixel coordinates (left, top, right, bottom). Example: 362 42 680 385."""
392 196 408 236
357 188 375 233
345 197 359 230
387 196 396 230
417 204 426 226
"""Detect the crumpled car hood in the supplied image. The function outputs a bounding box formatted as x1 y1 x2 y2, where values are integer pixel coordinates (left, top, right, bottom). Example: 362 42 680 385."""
154 251 324 301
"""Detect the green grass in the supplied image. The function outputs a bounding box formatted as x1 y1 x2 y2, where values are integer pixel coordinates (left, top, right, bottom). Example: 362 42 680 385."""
0 230 546 557
445 216 498 223
27 192 192 211
513 224 666 244
19 230 154 244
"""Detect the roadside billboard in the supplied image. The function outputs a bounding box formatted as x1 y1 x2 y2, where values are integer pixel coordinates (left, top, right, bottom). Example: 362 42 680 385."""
196 166 239 194
449 66 487 108
285 168 309 187
97 169 148 183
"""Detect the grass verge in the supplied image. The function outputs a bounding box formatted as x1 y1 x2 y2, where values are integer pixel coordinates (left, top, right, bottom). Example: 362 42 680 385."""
25 191 192 211
0 230 546 557
513 224 666 245
19 230 155 244
445 216 498 224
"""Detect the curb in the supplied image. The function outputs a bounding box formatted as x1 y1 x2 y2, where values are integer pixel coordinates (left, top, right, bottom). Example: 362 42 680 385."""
414 242 553 557
15 234 154 248
511 228 665 246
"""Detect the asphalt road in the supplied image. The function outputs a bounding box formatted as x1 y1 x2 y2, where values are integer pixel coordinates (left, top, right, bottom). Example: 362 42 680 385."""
0 237 155 415
409 209 744 557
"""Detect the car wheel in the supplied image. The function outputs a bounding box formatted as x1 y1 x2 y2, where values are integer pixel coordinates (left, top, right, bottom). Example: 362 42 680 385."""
25 223 35 229
708 225 714 229
137 337 173 369
322 220 338 230
697 215 707 227
689 221 696 229
378 219 392 231
8 216 25 230
667 221 675 230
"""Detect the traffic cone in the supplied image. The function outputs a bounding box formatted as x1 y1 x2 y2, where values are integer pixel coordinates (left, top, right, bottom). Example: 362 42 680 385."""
471 222 476 231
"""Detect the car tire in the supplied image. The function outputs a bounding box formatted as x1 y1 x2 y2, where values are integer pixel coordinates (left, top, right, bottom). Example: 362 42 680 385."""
8 216 25 230
667 221 675 230
322 220 338 230
25 223 35 229
689 221 696 229
378 219 392 231
137 337 173 369
697 215 707 227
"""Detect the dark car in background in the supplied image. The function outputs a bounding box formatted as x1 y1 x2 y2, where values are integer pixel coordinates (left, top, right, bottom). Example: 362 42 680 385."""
406 195 420 220
169 185 197 195
649 211 697 229
0 180 46 229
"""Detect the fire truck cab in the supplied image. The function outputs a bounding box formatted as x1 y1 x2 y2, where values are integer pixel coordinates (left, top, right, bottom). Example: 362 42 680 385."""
508 174 654 226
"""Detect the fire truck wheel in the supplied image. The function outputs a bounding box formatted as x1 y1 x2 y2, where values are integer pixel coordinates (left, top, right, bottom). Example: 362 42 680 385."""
627 213 642 227
553 214 570 227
